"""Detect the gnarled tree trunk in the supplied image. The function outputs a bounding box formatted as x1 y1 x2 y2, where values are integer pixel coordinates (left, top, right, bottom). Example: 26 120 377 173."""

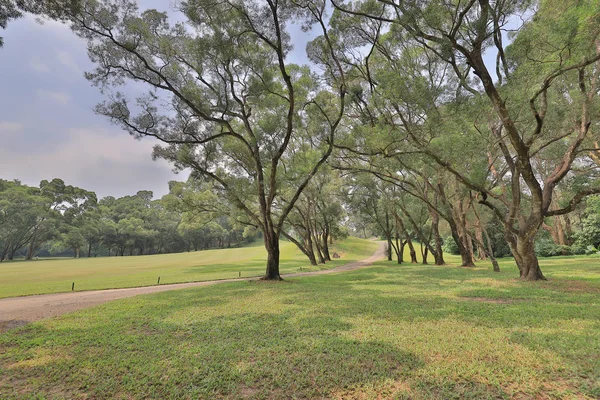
514 238 545 280
506 228 545 280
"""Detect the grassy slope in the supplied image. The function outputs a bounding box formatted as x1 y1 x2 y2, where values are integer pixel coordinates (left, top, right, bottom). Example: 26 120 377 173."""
0 237 379 298
0 251 598 399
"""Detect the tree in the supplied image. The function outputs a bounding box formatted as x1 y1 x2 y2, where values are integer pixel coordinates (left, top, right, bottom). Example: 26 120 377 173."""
573 196 600 249
0 1 21 47
283 168 346 265
23 178 96 260
62 227 86 257
71 0 346 279
332 0 600 280
0 180 42 261
0 0 81 47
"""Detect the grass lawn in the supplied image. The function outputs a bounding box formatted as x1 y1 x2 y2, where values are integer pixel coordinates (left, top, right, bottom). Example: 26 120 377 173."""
0 251 599 399
0 237 379 298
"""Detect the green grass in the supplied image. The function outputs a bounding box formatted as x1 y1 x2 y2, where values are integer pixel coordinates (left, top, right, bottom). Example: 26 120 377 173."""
0 237 379 298
1 250 599 399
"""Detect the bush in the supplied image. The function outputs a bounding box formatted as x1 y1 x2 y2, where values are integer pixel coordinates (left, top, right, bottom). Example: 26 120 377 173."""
442 236 460 255
570 244 587 255
585 245 597 255
535 239 573 257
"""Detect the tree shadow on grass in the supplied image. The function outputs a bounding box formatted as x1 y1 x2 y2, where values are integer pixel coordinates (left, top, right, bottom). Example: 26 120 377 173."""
0 291 423 399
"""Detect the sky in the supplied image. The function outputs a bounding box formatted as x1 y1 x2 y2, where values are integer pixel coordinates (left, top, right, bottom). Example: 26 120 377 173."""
0 1 315 199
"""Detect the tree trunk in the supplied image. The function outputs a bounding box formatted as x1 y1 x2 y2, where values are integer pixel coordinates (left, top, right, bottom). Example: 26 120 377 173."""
485 233 500 273
306 247 317 266
0 242 9 262
394 215 410 263
510 236 546 280
314 236 326 264
432 248 444 265
8 246 17 260
398 204 438 263
459 240 475 267
564 215 573 245
430 209 445 265
282 230 317 266
322 225 331 261
26 233 37 260
385 211 393 261
543 197 572 247
262 229 282 280
447 191 476 267
392 232 402 264
450 224 476 267
399 240 406 263
506 233 546 281
475 224 487 260
307 217 325 264
472 205 500 272
305 230 317 265
407 238 417 263
88 242 92 258
421 243 428 264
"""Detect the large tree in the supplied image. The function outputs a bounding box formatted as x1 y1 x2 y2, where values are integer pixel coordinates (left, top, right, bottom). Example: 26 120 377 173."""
333 0 600 280
71 0 346 279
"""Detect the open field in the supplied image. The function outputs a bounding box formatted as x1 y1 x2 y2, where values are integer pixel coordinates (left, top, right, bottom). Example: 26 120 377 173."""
0 251 598 399
0 238 379 299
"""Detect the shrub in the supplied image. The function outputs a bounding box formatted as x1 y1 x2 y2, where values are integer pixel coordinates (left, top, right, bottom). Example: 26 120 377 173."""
535 239 572 257
570 244 586 255
442 236 460 255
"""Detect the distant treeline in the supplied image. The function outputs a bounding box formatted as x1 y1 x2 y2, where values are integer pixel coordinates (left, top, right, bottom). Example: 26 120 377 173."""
0 178 259 261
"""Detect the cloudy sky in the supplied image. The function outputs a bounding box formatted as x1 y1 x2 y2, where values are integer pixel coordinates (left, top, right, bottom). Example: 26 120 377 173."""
0 1 314 199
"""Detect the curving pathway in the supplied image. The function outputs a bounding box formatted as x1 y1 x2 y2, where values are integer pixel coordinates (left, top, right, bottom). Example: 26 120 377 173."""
0 242 385 332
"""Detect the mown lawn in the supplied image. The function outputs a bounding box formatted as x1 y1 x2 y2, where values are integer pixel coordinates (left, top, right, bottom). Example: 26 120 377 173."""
0 252 598 399
0 237 379 298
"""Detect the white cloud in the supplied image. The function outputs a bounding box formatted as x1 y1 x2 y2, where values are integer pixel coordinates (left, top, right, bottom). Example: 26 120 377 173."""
0 121 24 137
56 51 81 74
0 128 184 198
37 89 72 105
29 17 77 43
29 56 50 73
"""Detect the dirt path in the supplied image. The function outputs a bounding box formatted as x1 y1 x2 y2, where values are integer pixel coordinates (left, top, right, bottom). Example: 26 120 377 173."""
0 242 385 333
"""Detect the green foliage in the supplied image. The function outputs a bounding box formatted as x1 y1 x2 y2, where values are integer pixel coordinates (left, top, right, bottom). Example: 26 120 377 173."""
0 177 263 260
535 238 572 257
442 236 459 255
573 196 600 250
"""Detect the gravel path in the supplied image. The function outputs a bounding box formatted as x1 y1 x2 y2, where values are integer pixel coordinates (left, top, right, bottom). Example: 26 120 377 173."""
0 242 385 333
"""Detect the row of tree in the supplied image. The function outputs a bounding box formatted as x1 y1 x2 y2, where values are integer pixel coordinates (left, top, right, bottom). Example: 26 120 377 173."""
4 171 600 275
3 0 600 280
0 178 256 261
